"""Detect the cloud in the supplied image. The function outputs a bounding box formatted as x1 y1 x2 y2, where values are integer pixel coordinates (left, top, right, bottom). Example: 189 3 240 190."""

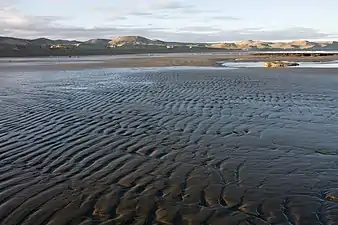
0 0 17 7
0 5 336 42
174 27 335 42
177 26 223 33
0 7 68 29
96 0 191 14
211 16 241 21
2 23 335 42
229 27 333 41
0 9 167 40
95 1 191 23
173 27 335 42
149 1 191 10
99 0 192 20
110 15 128 20
94 0 239 24
128 12 153 16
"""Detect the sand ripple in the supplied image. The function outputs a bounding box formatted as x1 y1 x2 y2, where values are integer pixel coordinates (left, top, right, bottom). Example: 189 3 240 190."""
1 68 338 224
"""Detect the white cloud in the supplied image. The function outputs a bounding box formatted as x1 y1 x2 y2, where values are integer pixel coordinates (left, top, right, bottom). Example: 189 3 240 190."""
0 0 16 7
148 0 191 10
0 1 336 42
0 7 68 29
0 8 28 27
211 16 241 20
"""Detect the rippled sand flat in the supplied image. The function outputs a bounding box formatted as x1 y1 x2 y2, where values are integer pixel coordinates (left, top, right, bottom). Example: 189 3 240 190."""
1 67 338 225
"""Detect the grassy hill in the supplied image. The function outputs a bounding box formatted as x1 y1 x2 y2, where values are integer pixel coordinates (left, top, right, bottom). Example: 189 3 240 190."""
1 35 338 57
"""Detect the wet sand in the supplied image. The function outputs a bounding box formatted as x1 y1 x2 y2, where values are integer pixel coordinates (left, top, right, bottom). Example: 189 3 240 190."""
2 53 338 71
1 65 338 225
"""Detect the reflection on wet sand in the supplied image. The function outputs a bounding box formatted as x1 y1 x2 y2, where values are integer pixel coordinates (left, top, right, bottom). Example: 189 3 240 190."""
222 60 338 68
1 67 338 225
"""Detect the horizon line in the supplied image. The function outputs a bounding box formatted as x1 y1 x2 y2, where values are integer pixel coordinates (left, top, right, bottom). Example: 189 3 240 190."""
1 35 338 43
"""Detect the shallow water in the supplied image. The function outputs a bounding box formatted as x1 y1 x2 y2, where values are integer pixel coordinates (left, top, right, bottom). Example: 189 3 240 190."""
222 60 338 68
0 52 235 63
1 67 338 224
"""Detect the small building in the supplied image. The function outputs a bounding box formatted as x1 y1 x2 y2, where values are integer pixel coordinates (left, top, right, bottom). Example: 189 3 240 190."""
50 44 62 49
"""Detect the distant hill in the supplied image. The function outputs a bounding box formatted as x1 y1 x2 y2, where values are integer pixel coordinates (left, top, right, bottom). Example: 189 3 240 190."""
108 36 165 47
1 35 338 57
207 39 338 50
78 39 110 49
321 41 338 50
29 38 81 46
0 37 29 45
83 39 110 45
0 36 81 46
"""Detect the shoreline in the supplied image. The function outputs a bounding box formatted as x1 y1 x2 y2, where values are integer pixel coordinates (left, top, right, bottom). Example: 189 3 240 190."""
1 53 338 71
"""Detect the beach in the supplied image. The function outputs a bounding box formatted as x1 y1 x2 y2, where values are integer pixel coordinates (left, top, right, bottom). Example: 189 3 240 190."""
2 52 338 71
1 57 338 225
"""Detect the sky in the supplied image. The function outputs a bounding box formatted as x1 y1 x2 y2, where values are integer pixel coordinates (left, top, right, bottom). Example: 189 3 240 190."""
0 0 338 42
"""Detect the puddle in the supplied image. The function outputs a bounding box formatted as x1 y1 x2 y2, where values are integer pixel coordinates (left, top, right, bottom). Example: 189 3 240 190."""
221 60 338 68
